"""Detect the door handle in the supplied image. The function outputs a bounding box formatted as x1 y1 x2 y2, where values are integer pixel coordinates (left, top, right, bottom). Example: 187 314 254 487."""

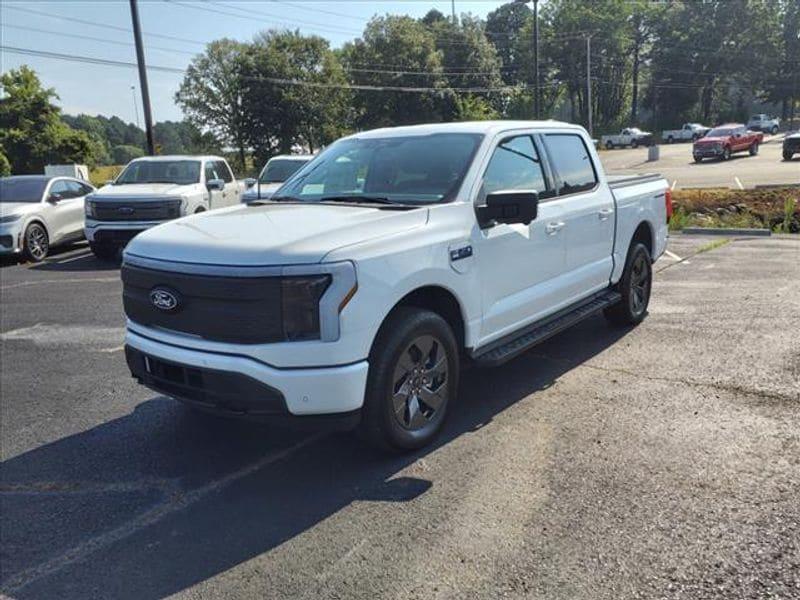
545 221 565 235
598 208 614 220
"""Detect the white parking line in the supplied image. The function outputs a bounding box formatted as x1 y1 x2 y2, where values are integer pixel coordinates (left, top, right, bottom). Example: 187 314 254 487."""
671 180 678 191
734 177 744 190
664 250 683 261
52 251 93 264
0 277 118 291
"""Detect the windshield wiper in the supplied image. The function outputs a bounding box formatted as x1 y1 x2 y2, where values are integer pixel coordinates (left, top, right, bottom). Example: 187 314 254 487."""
268 195 303 202
320 195 396 205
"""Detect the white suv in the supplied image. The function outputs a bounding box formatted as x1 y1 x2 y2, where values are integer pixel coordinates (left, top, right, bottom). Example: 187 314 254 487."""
121 121 668 451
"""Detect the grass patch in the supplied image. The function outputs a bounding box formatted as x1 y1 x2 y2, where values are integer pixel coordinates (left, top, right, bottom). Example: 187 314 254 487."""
696 238 731 253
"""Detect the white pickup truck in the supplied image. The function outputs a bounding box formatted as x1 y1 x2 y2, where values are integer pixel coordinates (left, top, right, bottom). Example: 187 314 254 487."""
85 155 244 259
121 121 668 451
601 128 653 149
661 123 711 143
746 114 780 135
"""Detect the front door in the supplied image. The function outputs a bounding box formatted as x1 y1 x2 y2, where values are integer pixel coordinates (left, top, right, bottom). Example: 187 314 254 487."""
204 162 224 209
472 133 570 347
44 180 85 243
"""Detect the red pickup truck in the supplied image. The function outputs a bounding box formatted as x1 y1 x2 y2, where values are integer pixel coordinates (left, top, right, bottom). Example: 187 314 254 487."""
692 124 764 162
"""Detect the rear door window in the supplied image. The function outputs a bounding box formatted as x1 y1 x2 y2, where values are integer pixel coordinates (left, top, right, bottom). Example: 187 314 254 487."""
543 134 598 196
214 161 233 183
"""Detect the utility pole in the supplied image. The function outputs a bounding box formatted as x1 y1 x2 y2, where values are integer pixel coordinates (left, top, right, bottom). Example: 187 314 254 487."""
586 36 592 137
130 85 140 130
533 0 539 119
451 0 456 24
129 0 155 155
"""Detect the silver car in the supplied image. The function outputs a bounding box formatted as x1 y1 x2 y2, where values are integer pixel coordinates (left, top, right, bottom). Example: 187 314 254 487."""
0 175 95 261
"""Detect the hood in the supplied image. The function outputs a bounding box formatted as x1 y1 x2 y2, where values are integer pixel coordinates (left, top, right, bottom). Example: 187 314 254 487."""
694 136 728 145
785 132 800 140
125 202 429 266
91 182 199 200
0 203 40 218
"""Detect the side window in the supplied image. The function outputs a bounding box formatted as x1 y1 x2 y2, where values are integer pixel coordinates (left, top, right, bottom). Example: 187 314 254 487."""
204 163 218 183
49 180 71 199
544 134 598 196
481 135 548 200
66 181 88 197
215 161 233 183
80 183 94 196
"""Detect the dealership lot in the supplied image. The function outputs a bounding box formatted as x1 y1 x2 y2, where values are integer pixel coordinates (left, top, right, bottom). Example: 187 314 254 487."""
1 234 798 598
600 134 799 189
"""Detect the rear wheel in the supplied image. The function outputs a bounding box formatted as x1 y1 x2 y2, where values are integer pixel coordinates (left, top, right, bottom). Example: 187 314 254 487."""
667 136 674 144
771 125 779 135
749 142 759 156
23 223 49 262
631 139 639 149
359 307 459 452
89 241 119 261
604 243 652 327
605 141 614 150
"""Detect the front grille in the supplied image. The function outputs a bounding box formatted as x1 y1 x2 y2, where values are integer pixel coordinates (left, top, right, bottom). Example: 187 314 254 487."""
122 263 284 344
93 199 181 222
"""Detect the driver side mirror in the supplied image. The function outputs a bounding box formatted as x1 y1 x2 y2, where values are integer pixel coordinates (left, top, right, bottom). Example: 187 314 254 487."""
206 178 225 191
47 193 62 203
476 190 539 229
244 178 257 189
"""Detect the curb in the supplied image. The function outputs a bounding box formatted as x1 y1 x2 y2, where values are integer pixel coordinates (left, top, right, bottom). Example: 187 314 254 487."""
681 228 771 237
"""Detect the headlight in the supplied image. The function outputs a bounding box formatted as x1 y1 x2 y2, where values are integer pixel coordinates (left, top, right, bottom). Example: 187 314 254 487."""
281 262 357 342
0 214 21 223
85 200 96 218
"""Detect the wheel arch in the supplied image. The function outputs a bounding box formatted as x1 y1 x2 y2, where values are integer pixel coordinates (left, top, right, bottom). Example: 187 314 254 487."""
630 220 654 258
23 217 51 240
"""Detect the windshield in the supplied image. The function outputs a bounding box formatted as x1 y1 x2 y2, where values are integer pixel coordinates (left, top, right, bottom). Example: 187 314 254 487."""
260 159 310 184
706 128 735 138
277 133 483 204
0 178 46 203
115 160 201 185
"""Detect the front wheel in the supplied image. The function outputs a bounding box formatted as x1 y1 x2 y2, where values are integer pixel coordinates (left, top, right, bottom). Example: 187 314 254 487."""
771 125 779 135
693 155 703 163
604 243 652 327
23 223 49 262
631 140 639 149
749 142 759 156
784 151 794 161
721 147 731 161
359 307 459 452
605 141 614 150
89 241 119 261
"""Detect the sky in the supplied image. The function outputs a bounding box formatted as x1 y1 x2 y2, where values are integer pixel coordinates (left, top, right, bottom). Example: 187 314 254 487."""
1 0 505 125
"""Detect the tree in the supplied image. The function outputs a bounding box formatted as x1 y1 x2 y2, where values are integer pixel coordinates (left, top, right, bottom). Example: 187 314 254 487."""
485 2 531 85
111 144 145 164
175 39 250 170
342 16 447 130
0 146 11 176
0 66 97 173
241 30 351 164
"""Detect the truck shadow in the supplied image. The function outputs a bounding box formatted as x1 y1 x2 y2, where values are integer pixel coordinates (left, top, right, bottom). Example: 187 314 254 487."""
1 316 630 599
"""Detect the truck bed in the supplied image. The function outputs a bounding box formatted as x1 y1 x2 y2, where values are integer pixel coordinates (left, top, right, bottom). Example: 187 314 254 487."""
607 173 663 189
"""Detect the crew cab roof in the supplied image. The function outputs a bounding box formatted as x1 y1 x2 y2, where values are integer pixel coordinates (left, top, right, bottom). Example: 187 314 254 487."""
344 120 582 140
128 155 225 162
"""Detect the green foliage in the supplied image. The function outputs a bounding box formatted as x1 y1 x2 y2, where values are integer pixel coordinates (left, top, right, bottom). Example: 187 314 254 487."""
0 66 99 173
111 144 145 165
0 147 11 176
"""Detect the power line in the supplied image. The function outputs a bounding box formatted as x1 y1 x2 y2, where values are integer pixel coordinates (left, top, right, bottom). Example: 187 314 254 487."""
1 45 186 75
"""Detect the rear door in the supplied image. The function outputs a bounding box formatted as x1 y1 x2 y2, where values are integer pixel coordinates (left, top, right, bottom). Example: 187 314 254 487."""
44 179 75 243
542 132 614 298
472 132 571 345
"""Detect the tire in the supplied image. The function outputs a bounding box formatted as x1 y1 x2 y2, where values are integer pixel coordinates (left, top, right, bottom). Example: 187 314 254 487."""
89 241 119 261
721 147 731 161
631 140 639 149
605 141 614 150
604 243 652 327
693 155 703 163
749 142 759 156
359 307 459 452
771 125 778 135
667 136 674 144
23 222 49 262
195 207 206 214
692 133 699 141
784 151 794 161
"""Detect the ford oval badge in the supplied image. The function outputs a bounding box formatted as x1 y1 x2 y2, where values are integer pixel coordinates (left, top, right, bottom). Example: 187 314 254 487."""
150 288 179 311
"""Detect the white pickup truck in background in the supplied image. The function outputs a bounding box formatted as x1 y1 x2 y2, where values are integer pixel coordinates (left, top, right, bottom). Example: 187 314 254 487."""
121 121 668 451
601 127 654 149
661 123 711 143
85 155 244 259
747 114 780 134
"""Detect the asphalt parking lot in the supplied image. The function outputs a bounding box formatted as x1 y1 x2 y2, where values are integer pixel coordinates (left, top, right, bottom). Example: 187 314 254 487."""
600 133 799 190
1 235 799 599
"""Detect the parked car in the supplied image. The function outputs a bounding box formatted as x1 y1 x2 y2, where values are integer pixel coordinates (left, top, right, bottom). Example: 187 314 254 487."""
692 124 764 162
746 114 780 134
85 155 245 260
0 175 95 262
661 123 711 143
243 154 313 201
782 131 800 161
601 128 653 149
121 120 668 451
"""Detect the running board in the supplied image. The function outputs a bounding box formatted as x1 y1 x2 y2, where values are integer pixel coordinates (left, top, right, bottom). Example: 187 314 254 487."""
472 290 622 367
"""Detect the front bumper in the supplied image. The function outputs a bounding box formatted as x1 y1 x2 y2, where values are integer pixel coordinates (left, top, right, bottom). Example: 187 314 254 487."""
0 221 24 254
85 219 162 245
125 329 369 420
693 146 723 158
